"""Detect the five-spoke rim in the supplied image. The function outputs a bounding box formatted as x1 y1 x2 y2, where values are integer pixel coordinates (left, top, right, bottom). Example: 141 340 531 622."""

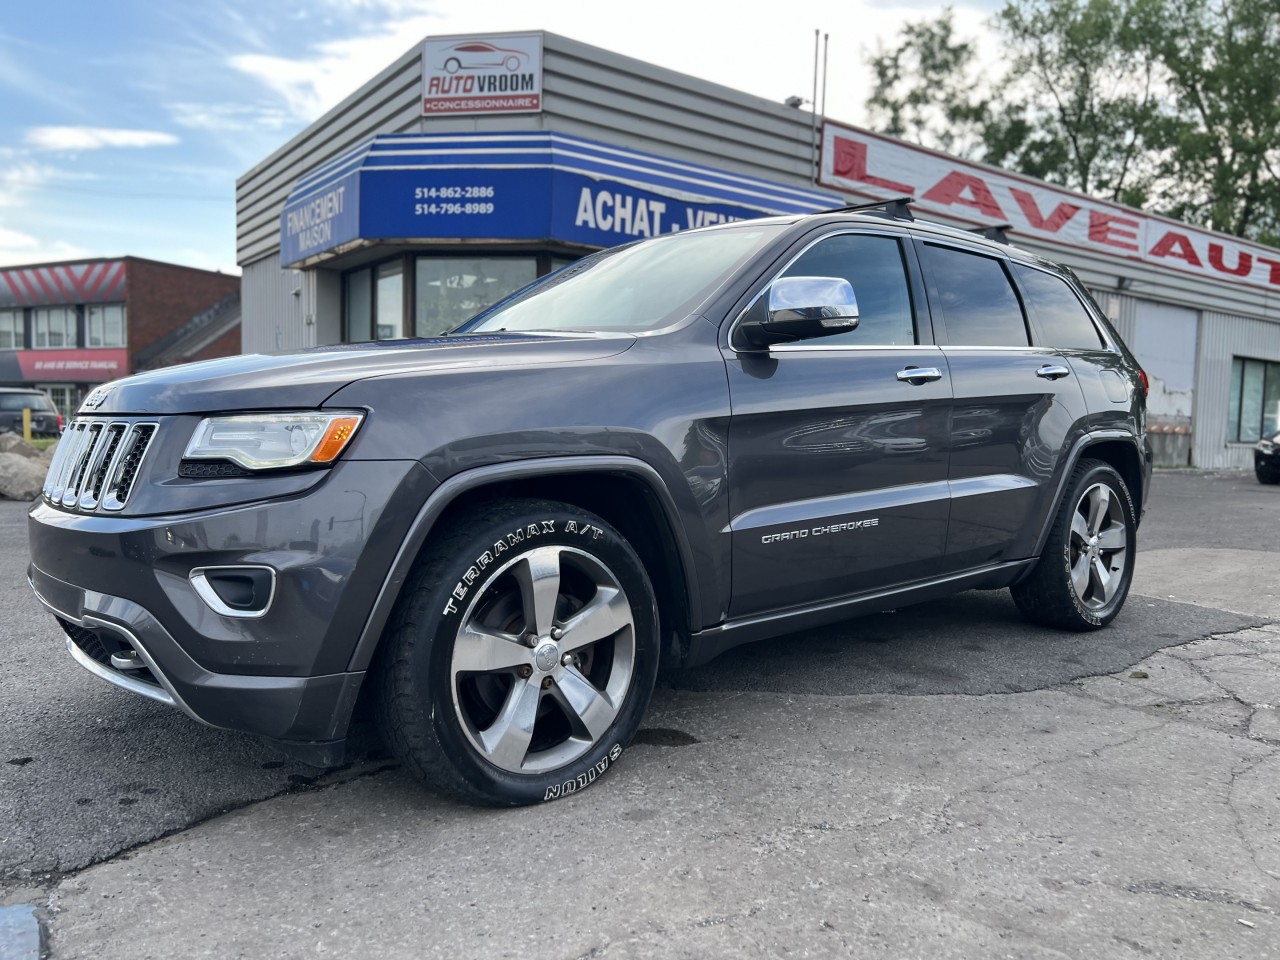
450 545 635 775
1068 482 1128 610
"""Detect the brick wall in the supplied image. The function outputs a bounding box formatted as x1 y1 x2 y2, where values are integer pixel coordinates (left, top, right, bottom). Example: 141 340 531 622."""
183 324 242 365
124 258 240 368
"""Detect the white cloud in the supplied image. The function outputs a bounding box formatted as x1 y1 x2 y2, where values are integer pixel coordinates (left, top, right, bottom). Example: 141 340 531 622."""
169 102 295 132
0 224 88 266
229 12 437 122
223 1 1001 131
25 126 180 151
0 162 58 208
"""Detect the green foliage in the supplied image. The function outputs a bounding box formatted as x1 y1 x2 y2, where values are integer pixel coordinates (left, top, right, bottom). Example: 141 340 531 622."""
865 0 1280 242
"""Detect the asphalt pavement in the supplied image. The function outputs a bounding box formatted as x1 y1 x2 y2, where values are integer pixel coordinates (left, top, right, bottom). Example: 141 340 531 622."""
2 469 1278 959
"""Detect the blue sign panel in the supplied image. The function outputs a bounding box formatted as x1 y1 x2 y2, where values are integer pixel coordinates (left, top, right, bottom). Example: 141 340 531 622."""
359 168 554 243
281 170 360 265
279 132 841 267
550 171 772 247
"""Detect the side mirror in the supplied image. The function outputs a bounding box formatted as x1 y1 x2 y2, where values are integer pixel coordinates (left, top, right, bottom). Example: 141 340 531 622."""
736 276 860 349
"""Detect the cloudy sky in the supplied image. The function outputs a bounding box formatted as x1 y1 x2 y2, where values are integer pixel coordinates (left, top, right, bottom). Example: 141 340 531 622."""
0 0 998 273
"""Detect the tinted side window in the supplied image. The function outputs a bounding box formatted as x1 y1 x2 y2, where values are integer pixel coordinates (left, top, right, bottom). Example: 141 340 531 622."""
1014 265 1105 349
0 393 52 411
781 234 915 345
920 244 1028 347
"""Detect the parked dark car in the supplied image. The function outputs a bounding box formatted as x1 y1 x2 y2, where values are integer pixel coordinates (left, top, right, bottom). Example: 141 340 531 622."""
1255 431 1280 484
0 388 62 438
27 202 1151 806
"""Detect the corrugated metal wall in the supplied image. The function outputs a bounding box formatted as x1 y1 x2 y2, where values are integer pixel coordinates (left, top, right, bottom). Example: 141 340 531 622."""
240 252 312 354
1195 311 1280 468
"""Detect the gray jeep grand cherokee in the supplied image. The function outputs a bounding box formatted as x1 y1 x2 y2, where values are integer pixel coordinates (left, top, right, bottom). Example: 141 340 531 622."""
28 202 1151 805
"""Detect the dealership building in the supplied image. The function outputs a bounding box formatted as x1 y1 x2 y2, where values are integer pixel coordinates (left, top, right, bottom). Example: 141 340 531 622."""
0 257 241 420
235 30 1280 468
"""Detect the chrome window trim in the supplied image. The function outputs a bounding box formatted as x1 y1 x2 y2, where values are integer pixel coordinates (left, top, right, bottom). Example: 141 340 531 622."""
769 343 944 354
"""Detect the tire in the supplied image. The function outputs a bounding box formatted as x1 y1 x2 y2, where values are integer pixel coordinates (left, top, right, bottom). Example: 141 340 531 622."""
374 499 659 806
1011 458 1136 631
444 57 460 74
1256 465 1280 485
503 55 520 71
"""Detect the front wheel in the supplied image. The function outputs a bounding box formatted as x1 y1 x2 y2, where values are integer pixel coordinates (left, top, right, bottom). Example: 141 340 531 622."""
375 499 659 805
1012 459 1136 630
1256 465 1280 485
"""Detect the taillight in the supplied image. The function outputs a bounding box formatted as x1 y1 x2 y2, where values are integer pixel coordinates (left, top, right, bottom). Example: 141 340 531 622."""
57 413 65 430
1137 369 1149 397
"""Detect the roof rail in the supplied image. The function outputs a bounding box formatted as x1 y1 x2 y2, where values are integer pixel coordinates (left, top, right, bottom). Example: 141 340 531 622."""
969 223 1013 244
822 196 915 221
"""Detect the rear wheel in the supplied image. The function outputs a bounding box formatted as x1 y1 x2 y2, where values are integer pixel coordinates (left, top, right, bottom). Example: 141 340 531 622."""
1012 459 1136 630
375 499 659 805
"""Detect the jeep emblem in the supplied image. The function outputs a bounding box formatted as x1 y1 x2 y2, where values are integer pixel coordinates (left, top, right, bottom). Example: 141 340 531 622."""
82 387 111 410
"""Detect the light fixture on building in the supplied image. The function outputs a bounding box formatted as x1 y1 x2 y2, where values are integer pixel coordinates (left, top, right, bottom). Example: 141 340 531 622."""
784 96 808 109
1116 276 1134 291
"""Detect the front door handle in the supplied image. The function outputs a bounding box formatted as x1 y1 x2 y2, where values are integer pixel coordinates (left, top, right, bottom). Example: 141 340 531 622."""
1036 364 1071 380
896 366 943 384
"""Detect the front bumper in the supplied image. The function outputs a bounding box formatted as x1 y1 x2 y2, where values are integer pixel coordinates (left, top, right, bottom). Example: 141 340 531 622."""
30 567 361 765
27 458 437 764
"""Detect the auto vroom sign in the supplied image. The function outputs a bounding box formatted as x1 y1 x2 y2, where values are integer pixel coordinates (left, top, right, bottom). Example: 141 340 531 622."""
422 33 543 116
820 120 1280 294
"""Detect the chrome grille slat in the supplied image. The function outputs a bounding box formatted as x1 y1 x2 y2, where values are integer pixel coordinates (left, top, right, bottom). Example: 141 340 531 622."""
79 423 127 510
47 422 81 500
62 423 104 508
43 428 76 498
51 424 92 502
43 417 159 513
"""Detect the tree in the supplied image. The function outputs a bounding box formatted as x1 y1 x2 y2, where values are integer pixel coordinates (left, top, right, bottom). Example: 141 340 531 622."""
866 10 994 160
1143 0 1280 241
865 0 1280 242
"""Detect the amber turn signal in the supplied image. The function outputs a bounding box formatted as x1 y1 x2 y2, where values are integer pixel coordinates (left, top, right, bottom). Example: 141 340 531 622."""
309 416 363 463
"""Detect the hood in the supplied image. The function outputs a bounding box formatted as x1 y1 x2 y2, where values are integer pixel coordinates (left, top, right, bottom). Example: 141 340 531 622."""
82 333 636 415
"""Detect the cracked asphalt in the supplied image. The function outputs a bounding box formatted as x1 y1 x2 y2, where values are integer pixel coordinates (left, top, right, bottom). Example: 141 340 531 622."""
2 470 1279 959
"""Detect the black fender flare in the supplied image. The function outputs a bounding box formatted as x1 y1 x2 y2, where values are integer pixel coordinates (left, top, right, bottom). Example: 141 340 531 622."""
345 455 704 672
1027 429 1149 562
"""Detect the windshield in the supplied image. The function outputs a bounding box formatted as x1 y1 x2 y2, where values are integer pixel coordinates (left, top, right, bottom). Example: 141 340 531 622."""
460 224 784 335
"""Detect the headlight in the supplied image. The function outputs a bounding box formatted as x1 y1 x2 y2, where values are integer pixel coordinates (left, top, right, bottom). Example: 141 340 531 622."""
1258 440 1275 454
184 412 364 471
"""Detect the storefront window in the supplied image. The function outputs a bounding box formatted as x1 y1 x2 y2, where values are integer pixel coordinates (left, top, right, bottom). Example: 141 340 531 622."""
414 257 537 337
344 262 406 341
1228 356 1280 441
86 303 126 347
345 268 372 341
376 261 405 339
33 306 77 349
0 309 22 349
38 384 78 421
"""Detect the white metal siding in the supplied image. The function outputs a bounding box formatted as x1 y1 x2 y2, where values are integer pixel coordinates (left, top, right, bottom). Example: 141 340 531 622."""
1194 311 1280 467
241 254 312 355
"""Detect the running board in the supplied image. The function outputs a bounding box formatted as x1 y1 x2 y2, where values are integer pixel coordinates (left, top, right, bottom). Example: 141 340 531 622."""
685 560 1034 667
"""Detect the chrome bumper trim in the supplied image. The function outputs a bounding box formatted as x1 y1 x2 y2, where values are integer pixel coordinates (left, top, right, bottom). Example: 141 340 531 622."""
29 574 205 725
64 635 174 706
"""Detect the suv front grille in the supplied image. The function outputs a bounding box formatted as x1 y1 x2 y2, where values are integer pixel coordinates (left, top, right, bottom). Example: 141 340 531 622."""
44 418 158 512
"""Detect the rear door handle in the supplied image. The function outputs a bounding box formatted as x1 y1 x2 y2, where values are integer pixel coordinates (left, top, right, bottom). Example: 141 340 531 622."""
1036 364 1071 380
896 366 943 384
